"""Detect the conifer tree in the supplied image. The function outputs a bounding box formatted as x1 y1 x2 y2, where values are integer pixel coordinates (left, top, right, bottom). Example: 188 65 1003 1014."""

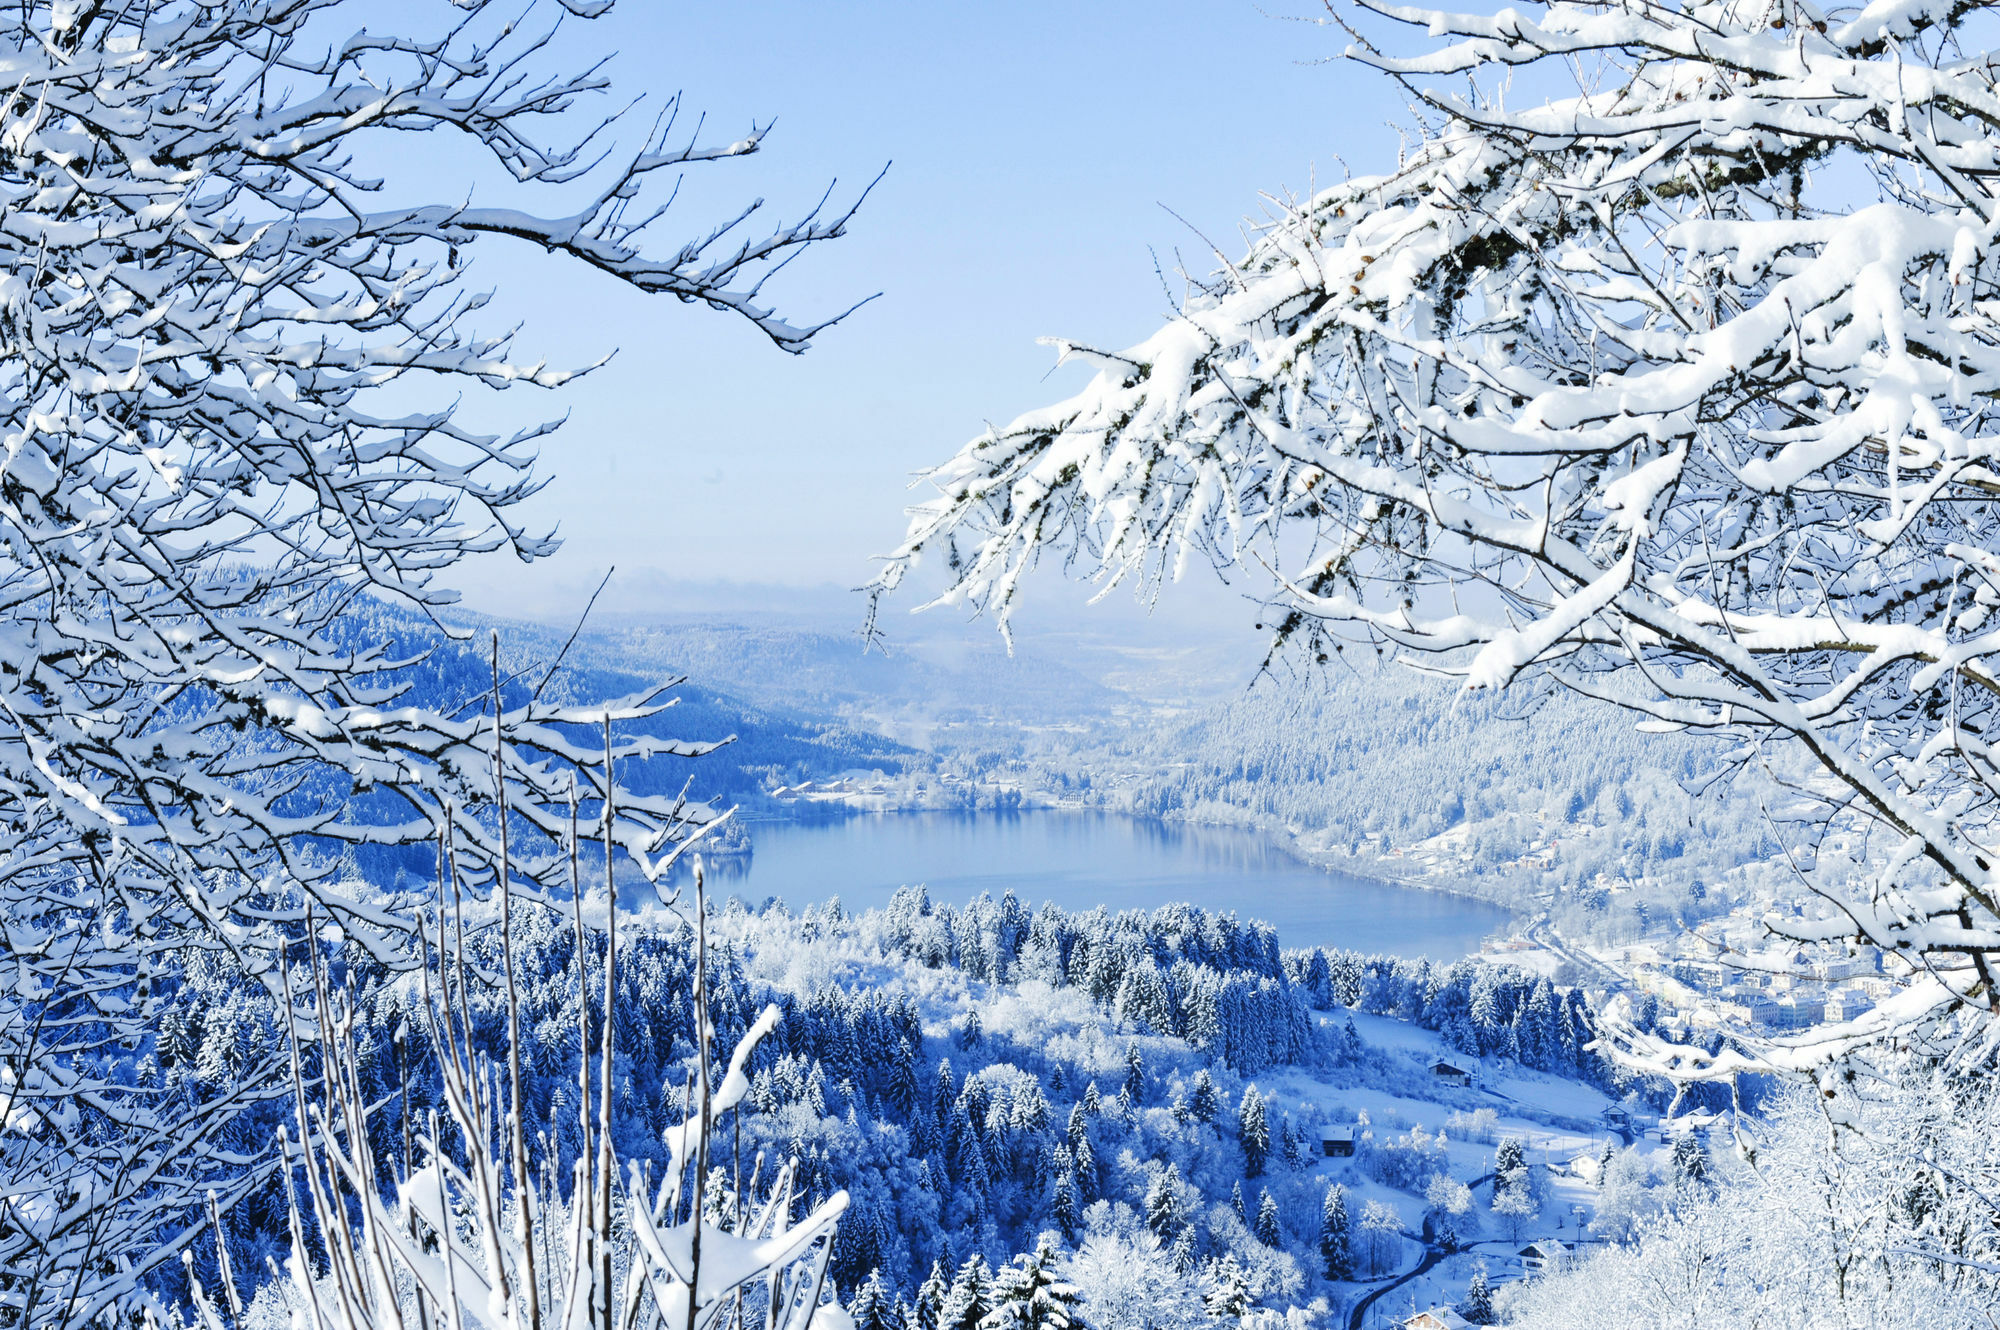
1202 1254 1252 1321
1123 1042 1146 1104
936 1059 958 1120
1171 1225 1199 1276
1282 1115 1309 1171
1073 1136 1098 1201
1082 1081 1102 1116
1463 1266 1494 1325
1051 1151 1079 1244
1232 1181 1248 1224
976 1238 1082 1330
916 1258 952 1330
1672 1133 1712 1190
1320 1184 1353 1281
850 1269 897 1330
1066 1102 1089 1151
890 1040 922 1118
1254 1189 1282 1248
1239 1084 1270 1177
940 1254 995 1330
1145 1164 1183 1237
1191 1069 1222 1125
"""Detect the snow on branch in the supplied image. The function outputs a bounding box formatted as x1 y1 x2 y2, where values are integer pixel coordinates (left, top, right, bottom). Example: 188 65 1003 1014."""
0 2 868 1324
874 0 2000 1075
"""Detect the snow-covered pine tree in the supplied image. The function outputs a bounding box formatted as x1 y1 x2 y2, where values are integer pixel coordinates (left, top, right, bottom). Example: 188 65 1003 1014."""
1462 1265 1494 1325
1124 1041 1146 1103
1201 1254 1252 1321
872 0 2000 1075
976 1238 1082 1330
917 1258 954 1330
1171 1225 1199 1276
1238 1084 1270 1177
1074 1135 1099 1202
849 1269 898 1330
1254 1189 1283 1247
1051 1149 1080 1243
1320 1183 1353 1281
0 0 870 1318
939 1253 996 1330
1145 1162 1184 1237
1190 1068 1222 1124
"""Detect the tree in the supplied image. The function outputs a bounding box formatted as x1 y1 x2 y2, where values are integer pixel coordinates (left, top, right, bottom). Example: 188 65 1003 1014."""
1146 1163 1185 1237
978 1238 1083 1330
1171 1225 1199 1276
1494 1185 1538 1243
1425 1173 1473 1249
1201 1254 1252 1321
917 1259 953 1330
1124 1041 1147 1104
1068 1231 1206 1330
940 1253 996 1330
0 0 873 1319
1494 1138 1527 1195
851 1269 898 1330
1191 1068 1223 1124
1254 1188 1283 1247
872 0 2000 1079
1463 1265 1494 1325
1319 1184 1354 1281
1672 1133 1713 1192
1238 1084 1270 1177
1360 1200 1403 1277
1051 1146 1080 1243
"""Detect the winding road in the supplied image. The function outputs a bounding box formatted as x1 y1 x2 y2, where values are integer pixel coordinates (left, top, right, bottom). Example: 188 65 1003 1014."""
1343 1174 1498 1330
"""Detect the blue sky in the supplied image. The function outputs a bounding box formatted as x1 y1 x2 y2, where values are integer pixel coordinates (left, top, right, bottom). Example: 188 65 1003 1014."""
438 1 1405 627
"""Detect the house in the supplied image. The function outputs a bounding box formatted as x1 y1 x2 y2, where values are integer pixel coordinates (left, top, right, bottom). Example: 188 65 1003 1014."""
1430 1058 1473 1088
1602 1104 1632 1131
1565 1149 1604 1184
1320 1125 1356 1158
1518 1240 1576 1275
1403 1309 1473 1330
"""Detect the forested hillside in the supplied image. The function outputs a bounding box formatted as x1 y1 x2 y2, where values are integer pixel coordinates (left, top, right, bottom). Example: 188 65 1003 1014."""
174 889 1654 1329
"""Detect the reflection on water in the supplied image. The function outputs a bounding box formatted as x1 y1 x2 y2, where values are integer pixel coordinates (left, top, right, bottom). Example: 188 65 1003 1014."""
656 810 1511 960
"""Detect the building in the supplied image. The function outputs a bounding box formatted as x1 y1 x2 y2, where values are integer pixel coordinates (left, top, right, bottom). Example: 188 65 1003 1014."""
1564 1149 1605 1184
1430 1058 1473 1088
1518 1240 1576 1275
1403 1309 1473 1330
1320 1125 1356 1158
1824 987 1875 1022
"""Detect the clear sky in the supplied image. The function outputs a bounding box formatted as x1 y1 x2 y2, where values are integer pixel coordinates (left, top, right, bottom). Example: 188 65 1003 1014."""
435 1 1406 626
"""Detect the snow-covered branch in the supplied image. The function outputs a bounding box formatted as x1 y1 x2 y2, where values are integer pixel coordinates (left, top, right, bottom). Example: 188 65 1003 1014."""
874 0 2000 1073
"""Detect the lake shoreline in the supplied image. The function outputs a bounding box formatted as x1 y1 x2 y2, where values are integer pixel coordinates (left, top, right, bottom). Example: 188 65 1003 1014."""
704 806 1515 958
749 797 1527 919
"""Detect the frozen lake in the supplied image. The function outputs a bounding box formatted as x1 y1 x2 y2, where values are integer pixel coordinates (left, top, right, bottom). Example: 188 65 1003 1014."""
687 809 1512 959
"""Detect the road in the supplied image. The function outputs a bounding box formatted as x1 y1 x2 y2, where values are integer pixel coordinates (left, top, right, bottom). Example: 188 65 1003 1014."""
1344 1175 1496 1330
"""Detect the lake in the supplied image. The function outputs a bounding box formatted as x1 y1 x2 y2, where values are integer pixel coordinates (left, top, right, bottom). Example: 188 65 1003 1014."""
689 810 1512 959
